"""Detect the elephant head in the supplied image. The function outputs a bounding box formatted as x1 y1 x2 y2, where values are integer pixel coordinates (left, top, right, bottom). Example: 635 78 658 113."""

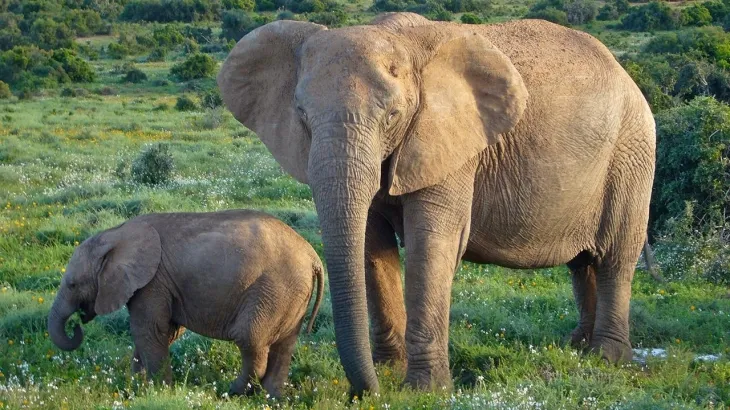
48 220 161 351
217 12 528 394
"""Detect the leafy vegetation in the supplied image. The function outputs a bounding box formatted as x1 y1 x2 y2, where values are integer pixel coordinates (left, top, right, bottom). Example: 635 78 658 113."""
0 0 729 408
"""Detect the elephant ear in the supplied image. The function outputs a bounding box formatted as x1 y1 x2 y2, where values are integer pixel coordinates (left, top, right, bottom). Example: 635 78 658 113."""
388 28 528 196
93 220 161 315
217 21 327 184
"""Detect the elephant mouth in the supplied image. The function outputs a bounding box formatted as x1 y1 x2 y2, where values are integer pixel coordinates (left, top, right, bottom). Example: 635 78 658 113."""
79 302 96 323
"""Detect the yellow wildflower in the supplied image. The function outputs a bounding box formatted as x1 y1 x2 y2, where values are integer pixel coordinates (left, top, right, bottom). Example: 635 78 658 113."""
332 378 339 385
690 305 696 311
95 365 101 372
7 340 13 346
675 338 681 344
2 287 7 293
659 289 665 295
38 297 44 304
74 241 79 246
61 268 66 273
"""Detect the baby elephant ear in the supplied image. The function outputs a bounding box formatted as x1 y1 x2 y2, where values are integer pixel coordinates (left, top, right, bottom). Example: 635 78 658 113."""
94 220 161 315
217 21 327 184
388 28 528 196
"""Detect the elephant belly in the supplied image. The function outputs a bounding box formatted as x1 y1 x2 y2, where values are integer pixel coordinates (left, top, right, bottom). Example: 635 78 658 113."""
464 151 605 269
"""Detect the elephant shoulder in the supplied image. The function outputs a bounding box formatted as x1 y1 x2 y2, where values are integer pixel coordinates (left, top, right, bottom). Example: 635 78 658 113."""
478 20 624 89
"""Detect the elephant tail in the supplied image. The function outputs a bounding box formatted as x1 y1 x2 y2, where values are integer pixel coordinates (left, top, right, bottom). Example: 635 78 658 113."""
306 260 325 334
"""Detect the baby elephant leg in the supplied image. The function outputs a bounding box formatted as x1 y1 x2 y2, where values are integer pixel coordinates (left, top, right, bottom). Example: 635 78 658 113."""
229 345 269 396
132 326 183 377
261 331 299 398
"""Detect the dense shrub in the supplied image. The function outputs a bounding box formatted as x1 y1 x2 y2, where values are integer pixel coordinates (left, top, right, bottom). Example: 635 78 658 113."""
200 88 223 109
131 143 175 186
124 68 147 83
621 1 681 31
222 0 255 11
120 0 221 22
0 80 11 98
153 25 185 48
460 12 482 24
564 0 597 25
147 47 167 61
652 97 730 238
276 10 296 20
644 27 730 69
175 94 198 110
681 3 712 27
370 0 489 15
525 7 568 26
703 0 729 23
220 10 270 40
0 47 95 93
622 60 675 112
308 10 349 26
169 53 216 80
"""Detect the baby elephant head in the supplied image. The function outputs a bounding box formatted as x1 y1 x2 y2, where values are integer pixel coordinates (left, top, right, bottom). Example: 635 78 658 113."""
47 220 161 351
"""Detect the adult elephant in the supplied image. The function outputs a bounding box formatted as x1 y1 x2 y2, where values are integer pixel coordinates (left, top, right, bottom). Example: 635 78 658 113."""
218 13 655 396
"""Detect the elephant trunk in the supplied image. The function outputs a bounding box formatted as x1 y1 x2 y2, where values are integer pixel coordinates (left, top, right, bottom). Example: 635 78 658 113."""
308 121 381 397
47 287 83 351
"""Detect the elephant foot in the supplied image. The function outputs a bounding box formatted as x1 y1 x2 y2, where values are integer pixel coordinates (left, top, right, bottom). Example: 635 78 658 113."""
373 345 407 368
566 325 593 349
403 359 452 391
589 335 632 364
228 377 256 397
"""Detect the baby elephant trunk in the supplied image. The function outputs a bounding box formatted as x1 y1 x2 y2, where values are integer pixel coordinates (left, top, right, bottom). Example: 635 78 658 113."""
306 261 325 334
47 288 83 351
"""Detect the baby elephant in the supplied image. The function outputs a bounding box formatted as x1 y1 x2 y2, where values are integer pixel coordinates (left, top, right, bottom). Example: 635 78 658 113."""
47 210 324 397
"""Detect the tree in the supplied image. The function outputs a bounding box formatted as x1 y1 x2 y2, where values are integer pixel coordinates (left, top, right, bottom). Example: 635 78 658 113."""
525 7 569 26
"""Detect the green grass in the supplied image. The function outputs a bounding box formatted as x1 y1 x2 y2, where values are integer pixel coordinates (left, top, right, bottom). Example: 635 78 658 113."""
1 16 730 410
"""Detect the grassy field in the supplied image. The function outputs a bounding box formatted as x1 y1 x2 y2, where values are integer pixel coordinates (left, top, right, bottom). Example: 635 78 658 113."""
1 7 730 409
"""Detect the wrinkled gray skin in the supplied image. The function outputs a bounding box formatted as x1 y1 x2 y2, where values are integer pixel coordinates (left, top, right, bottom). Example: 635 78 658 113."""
217 13 655 396
47 210 324 398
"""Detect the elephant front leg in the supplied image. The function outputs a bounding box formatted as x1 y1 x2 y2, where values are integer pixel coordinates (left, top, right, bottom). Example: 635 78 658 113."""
365 209 406 367
401 161 476 390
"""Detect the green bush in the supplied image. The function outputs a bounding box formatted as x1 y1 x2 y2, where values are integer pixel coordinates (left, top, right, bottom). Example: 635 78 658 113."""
200 88 223 109
308 10 349 26
621 1 681 31
120 0 221 22
223 0 256 10
0 47 95 93
221 10 271 40
124 68 148 83
652 97 730 239
460 12 482 24
131 143 174 186
147 47 167 62
681 3 713 27
644 27 730 69
564 0 598 25
0 81 11 99
525 7 569 26
153 25 185 48
175 95 198 111
169 53 217 81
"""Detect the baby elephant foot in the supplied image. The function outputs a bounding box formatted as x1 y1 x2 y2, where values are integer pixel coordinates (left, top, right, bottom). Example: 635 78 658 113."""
228 377 256 397
589 335 633 364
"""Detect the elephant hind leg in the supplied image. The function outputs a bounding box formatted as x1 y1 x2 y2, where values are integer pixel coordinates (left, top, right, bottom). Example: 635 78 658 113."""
566 252 597 349
261 330 299 398
229 344 269 396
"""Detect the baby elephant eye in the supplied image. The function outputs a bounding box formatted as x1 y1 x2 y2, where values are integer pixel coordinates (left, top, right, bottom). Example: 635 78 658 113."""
297 106 307 120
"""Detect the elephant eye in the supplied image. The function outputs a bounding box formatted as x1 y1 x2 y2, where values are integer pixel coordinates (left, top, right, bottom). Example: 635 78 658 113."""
297 105 307 121
387 110 399 125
